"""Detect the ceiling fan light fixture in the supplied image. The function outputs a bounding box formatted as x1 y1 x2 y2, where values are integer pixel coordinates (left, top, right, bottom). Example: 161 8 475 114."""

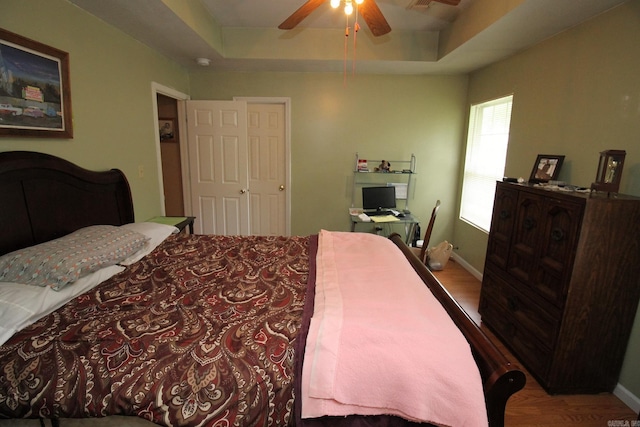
278 0 391 37
344 1 354 15
329 0 363 16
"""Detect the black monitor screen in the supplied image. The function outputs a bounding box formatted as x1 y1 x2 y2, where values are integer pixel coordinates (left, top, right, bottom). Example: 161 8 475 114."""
362 186 396 211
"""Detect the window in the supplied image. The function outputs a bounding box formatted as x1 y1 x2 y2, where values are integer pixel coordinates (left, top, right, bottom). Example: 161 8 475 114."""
460 95 513 232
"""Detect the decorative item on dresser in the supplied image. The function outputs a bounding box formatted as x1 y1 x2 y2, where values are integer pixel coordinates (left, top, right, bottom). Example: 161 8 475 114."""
479 181 640 394
528 154 565 183
591 149 626 194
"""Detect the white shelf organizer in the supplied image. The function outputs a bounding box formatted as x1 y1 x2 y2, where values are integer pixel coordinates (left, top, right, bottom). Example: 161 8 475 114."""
351 153 416 209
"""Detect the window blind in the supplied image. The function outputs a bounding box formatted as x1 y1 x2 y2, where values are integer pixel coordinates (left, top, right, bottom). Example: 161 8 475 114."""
460 95 513 232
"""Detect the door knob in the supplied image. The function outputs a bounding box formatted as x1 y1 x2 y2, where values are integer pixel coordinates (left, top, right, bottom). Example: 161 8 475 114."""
240 189 247 194
279 185 285 191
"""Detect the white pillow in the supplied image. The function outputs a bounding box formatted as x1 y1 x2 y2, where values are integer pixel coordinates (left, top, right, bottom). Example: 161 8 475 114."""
0 264 125 346
0 225 148 291
118 222 178 265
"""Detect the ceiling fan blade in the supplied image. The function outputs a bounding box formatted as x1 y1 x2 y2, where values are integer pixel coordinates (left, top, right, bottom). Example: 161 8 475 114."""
359 0 391 37
278 0 326 30
431 0 461 5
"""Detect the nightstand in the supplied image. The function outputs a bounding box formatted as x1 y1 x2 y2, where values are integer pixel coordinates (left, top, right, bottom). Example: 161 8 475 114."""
147 216 195 234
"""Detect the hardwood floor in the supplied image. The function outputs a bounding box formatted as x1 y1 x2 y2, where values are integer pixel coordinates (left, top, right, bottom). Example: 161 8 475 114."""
432 259 639 427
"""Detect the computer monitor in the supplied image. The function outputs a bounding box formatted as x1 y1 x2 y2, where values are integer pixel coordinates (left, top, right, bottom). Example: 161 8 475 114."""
362 186 396 211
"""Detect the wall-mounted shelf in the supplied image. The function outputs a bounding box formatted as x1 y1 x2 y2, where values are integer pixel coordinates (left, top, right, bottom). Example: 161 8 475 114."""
351 153 416 209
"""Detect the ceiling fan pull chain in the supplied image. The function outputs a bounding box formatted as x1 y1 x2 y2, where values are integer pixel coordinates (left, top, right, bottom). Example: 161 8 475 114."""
353 6 359 76
344 16 350 86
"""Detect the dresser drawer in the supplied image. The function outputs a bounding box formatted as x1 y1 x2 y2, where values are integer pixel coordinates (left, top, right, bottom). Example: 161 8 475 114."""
481 268 560 349
480 292 551 379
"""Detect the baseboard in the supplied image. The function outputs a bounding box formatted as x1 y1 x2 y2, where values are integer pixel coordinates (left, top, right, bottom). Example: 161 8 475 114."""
614 383 640 414
450 252 483 281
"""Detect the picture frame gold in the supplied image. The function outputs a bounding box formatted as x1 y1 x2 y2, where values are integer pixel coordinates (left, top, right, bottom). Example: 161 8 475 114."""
0 28 73 138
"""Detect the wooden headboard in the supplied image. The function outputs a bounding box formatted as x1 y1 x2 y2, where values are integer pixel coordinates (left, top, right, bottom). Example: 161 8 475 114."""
0 151 134 255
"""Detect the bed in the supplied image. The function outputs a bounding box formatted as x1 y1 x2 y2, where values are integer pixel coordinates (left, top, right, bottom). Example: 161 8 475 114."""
0 151 525 427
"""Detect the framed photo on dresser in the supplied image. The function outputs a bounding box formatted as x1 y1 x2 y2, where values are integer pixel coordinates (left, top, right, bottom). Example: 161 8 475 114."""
529 154 564 183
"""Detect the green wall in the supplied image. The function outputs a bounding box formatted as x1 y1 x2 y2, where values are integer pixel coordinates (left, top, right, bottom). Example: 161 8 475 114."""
0 0 190 222
2 0 639 406
189 72 468 240
455 1 640 399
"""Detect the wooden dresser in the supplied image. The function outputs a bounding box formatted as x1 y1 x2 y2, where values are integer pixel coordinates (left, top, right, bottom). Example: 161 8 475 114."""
479 181 640 394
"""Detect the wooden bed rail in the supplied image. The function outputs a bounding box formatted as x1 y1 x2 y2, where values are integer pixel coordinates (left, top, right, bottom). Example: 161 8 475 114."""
389 233 526 427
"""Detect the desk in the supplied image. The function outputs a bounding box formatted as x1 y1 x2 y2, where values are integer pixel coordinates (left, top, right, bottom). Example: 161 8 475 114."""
350 213 419 245
147 216 195 234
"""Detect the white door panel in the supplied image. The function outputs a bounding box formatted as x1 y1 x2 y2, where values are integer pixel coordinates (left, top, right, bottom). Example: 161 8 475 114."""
187 100 248 235
199 196 217 235
247 104 286 236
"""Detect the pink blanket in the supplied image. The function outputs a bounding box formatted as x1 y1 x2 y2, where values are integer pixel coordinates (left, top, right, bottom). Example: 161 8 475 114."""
301 230 488 426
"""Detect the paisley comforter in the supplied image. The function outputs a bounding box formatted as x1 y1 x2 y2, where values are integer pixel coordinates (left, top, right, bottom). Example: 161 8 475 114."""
0 233 315 426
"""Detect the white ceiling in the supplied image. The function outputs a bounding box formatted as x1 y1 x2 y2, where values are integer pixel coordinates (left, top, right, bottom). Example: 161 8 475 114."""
67 0 628 74
206 0 467 32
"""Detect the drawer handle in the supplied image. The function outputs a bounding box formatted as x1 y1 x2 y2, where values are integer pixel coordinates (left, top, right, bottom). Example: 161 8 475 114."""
507 295 519 311
500 210 510 220
523 216 536 230
551 227 565 241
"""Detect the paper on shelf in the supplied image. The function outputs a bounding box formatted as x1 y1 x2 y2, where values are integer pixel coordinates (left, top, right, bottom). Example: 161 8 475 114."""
388 183 407 199
357 213 371 222
370 215 399 223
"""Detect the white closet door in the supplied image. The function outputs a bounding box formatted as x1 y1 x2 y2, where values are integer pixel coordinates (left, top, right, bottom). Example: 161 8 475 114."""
247 103 287 236
186 100 249 235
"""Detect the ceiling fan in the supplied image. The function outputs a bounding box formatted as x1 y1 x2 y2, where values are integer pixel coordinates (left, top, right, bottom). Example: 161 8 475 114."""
278 0 461 37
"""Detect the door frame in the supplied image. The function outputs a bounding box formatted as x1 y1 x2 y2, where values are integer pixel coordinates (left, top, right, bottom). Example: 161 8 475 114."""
151 82 190 215
234 96 292 236
152 92 291 235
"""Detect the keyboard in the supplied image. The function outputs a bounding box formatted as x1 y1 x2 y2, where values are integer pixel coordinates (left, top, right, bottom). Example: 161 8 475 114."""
365 210 394 216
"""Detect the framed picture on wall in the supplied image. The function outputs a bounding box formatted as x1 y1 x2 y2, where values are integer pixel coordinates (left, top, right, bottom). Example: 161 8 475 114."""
529 154 565 183
159 118 176 142
0 28 73 138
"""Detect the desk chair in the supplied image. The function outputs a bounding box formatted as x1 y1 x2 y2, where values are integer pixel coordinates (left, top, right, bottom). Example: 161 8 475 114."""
411 200 441 264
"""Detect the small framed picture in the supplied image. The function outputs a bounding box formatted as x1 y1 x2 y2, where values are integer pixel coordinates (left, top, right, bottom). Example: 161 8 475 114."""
159 118 176 142
529 155 565 183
